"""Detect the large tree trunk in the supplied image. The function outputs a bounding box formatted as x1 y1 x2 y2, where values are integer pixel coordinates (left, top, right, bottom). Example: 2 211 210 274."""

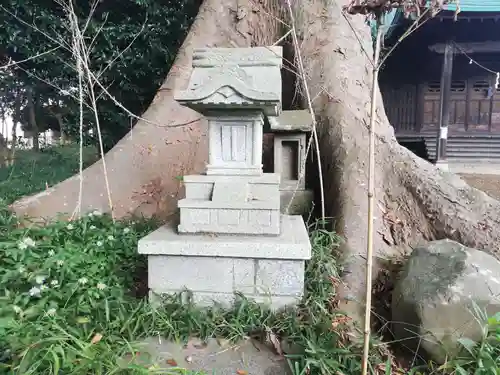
292 0 500 320
12 0 500 319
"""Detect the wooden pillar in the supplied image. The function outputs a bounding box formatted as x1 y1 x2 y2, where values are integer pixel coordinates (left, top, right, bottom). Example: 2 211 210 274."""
436 41 454 165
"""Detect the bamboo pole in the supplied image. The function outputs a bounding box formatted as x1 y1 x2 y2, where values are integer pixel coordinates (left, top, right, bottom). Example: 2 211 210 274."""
361 19 383 375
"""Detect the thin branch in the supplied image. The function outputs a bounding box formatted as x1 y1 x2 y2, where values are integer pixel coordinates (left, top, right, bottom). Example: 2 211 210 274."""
61 0 115 220
361 19 382 375
378 7 434 68
0 46 62 71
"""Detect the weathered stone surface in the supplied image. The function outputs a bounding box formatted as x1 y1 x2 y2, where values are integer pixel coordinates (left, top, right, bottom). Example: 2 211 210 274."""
392 239 500 363
183 174 280 201
268 109 313 132
273 133 307 191
123 337 290 375
177 203 280 235
139 215 311 260
175 47 283 116
139 215 311 310
205 112 265 176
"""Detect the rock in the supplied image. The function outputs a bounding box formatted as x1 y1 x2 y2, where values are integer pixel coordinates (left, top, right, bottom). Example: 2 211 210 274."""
391 239 500 364
119 337 290 374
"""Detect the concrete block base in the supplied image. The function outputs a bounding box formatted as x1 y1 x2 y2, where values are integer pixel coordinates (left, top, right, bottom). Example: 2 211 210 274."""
149 290 300 311
139 215 311 311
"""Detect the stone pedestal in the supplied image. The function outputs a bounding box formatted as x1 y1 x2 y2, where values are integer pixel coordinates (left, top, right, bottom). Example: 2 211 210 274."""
139 215 310 309
138 46 311 310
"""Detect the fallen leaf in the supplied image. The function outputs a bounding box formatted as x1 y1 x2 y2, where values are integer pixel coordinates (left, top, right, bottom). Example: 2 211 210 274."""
90 333 103 344
166 359 178 366
236 370 248 375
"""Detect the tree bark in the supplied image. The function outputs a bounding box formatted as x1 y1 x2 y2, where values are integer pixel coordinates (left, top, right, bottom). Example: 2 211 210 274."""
9 95 20 166
27 88 39 151
11 0 500 321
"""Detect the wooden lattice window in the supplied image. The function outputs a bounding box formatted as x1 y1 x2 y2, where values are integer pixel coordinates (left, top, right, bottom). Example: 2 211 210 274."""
450 81 466 93
426 81 441 93
472 80 490 95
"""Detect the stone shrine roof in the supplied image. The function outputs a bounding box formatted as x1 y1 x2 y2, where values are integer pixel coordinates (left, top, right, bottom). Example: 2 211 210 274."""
175 47 283 116
268 109 312 132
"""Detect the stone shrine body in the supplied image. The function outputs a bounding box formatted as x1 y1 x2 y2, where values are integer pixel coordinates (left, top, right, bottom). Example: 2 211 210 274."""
138 47 311 309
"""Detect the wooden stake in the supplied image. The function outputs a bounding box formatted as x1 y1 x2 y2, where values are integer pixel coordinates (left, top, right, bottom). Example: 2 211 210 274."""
361 20 383 375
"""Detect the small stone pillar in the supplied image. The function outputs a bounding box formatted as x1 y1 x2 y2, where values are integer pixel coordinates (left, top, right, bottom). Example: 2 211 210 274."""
268 110 314 216
138 47 311 310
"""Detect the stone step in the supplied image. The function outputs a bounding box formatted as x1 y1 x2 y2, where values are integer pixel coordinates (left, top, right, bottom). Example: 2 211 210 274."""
178 199 280 235
183 174 280 202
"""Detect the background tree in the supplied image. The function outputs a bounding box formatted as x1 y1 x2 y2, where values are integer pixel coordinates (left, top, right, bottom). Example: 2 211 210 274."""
0 0 200 150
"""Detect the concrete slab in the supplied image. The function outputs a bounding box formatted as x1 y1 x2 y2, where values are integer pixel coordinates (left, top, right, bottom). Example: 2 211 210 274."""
121 337 290 375
138 215 311 260
448 161 500 175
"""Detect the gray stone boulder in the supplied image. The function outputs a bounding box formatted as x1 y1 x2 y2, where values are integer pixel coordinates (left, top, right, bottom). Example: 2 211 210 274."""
392 239 500 364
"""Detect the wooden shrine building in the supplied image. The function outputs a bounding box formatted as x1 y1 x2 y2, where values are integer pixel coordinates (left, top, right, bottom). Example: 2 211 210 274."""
379 2 500 166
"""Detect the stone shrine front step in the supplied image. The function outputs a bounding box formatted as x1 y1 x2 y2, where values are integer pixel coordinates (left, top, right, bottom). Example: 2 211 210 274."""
138 215 311 310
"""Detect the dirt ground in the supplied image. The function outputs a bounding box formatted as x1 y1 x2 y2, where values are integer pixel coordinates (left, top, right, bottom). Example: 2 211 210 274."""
460 174 500 200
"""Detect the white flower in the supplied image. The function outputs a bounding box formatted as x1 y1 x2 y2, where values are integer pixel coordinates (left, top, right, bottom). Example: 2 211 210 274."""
78 277 88 285
46 308 56 316
29 286 41 297
67 224 74 230
123 228 131 234
107 235 114 241
18 266 26 274
90 225 96 230
48 250 55 256
35 275 46 284
96 241 103 247
18 237 36 250
93 210 102 217
12 305 22 314
40 285 48 291
50 280 59 286
96 282 106 290
88 212 93 217
56 260 64 267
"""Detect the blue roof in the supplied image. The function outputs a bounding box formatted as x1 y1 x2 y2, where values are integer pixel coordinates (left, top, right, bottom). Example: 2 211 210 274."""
372 1 500 40
445 0 500 12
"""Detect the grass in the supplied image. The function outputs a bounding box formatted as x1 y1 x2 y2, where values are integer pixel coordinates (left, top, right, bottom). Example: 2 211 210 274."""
0 145 98 205
1 146 499 374
0 207 395 374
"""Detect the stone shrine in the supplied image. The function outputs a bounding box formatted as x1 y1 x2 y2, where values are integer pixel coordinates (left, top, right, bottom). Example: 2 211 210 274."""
269 109 314 215
138 47 312 309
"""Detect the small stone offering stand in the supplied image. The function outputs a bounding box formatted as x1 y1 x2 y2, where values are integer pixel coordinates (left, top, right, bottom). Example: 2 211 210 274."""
138 47 311 310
